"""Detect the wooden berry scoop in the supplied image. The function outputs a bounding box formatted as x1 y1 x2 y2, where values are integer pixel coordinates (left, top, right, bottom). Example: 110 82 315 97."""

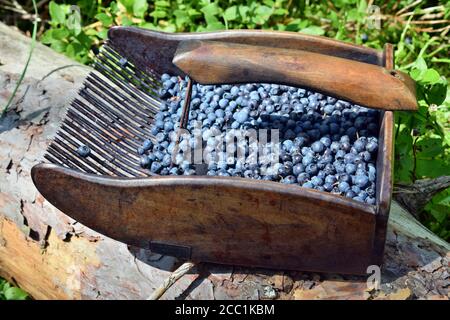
173 40 417 111
31 28 401 274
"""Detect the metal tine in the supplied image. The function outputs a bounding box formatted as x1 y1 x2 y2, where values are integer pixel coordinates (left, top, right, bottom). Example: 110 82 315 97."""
44 152 67 167
62 113 147 176
96 49 158 91
93 61 160 115
99 48 159 94
48 139 103 174
42 43 168 178
56 127 115 173
71 98 154 149
86 73 154 121
46 144 86 172
58 123 142 177
52 132 113 176
102 44 161 89
81 79 151 133
78 85 149 140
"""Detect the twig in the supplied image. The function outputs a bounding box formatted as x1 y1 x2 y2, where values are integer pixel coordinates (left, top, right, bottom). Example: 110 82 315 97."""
396 0 423 16
37 64 89 84
1 0 38 118
147 262 196 300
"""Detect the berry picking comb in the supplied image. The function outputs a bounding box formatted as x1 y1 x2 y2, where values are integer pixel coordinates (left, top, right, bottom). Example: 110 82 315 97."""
31 27 412 274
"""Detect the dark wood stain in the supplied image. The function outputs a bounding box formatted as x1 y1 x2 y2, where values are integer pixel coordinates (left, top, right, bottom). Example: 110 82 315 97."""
31 31 406 275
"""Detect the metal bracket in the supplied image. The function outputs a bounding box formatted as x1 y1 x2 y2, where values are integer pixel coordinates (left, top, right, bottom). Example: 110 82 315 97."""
149 241 192 260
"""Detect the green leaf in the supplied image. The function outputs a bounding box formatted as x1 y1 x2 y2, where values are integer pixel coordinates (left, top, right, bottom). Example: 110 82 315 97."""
118 0 134 14
49 1 66 25
121 15 133 26
4 287 28 300
50 40 68 53
174 9 189 28
66 5 82 35
95 13 113 27
253 5 273 25
155 1 170 7
224 6 238 21
201 3 221 16
300 25 325 36
273 8 288 16
150 10 167 18
51 28 70 40
238 5 249 20
421 69 441 84
97 29 108 40
133 0 148 18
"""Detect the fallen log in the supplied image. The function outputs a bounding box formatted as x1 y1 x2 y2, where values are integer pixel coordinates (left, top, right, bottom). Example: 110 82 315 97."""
0 22 448 300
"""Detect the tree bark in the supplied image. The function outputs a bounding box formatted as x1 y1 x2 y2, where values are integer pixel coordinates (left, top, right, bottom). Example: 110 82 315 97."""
0 23 448 300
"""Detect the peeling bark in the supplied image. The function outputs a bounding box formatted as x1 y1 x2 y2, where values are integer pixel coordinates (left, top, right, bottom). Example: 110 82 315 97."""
0 22 448 300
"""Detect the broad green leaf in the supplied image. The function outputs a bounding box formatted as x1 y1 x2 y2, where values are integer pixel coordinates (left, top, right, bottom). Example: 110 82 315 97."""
133 0 148 18
118 0 134 13
421 69 441 84
4 287 28 300
273 8 288 16
95 13 113 27
50 40 68 53
174 10 190 28
51 28 70 40
66 5 82 35
414 57 428 71
238 5 249 20
49 1 66 25
253 5 273 25
201 3 221 16
300 25 325 36
97 29 108 40
40 30 54 44
150 10 167 18
155 1 170 7
121 15 133 26
224 6 238 21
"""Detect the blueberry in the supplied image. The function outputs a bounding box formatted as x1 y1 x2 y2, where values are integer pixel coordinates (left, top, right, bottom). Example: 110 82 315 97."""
354 174 369 188
366 141 378 153
293 163 305 176
76 145 90 157
139 155 150 168
282 175 297 184
302 155 314 166
142 139 153 150
305 163 318 175
361 33 368 42
345 163 357 174
311 176 324 186
302 181 314 189
292 152 303 165
311 141 325 153
234 110 249 124
137 146 146 155
150 161 162 173
338 181 350 193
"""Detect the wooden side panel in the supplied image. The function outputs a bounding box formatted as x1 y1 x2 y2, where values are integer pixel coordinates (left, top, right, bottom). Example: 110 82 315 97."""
371 44 395 266
32 164 377 275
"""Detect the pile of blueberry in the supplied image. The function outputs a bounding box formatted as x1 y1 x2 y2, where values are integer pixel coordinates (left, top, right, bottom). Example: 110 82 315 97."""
136 74 380 205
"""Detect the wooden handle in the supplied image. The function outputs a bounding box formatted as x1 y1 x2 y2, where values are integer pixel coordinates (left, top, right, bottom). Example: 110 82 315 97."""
173 40 417 111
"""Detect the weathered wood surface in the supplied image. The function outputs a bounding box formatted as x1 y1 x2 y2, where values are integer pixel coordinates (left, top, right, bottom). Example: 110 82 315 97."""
0 23 449 300
173 40 417 111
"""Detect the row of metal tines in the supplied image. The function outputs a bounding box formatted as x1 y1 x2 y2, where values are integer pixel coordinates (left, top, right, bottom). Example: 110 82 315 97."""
44 42 168 177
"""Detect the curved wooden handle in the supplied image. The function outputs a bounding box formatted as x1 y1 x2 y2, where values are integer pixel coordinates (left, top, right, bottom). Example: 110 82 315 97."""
173 40 417 111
